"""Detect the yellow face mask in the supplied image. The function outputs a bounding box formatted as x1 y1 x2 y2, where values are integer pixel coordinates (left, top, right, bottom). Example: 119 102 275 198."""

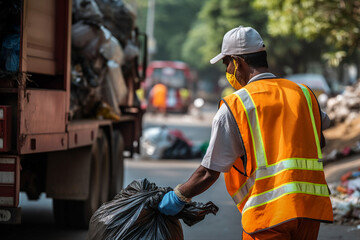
226 59 243 90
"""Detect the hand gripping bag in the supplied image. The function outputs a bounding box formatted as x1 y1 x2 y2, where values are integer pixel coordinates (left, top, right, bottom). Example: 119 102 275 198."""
88 178 218 240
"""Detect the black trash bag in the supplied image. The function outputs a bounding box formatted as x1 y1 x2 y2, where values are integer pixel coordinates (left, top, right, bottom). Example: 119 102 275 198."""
88 178 219 240
163 138 193 159
94 0 135 47
176 201 219 227
0 26 20 72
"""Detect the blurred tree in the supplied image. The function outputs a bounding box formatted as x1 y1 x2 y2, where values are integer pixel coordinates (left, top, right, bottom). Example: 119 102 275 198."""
136 0 357 92
136 0 206 61
253 0 360 70
182 0 268 74
181 0 325 77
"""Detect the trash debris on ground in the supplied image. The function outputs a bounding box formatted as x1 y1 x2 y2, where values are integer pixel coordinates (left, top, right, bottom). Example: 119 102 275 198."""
88 178 218 240
322 120 360 164
318 80 360 163
325 88 360 225
140 126 205 159
329 167 360 226
69 0 140 120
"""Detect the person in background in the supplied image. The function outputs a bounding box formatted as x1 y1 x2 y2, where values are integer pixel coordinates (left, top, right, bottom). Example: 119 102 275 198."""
157 26 333 239
148 81 167 115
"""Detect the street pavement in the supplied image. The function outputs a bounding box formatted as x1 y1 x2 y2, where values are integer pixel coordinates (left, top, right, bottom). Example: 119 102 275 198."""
7 156 358 240
124 157 360 240
3 106 360 239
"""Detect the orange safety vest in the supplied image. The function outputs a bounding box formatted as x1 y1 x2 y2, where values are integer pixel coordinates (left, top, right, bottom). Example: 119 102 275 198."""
220 78 333 234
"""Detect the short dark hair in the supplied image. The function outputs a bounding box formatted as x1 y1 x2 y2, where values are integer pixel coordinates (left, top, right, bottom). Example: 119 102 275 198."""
237 51 268 68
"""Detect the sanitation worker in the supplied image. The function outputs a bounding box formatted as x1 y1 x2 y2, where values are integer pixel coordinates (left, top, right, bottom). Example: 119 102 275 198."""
149 81 167 115
158 26 333 239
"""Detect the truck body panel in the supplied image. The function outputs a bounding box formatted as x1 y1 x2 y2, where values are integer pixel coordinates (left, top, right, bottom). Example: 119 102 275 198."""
0 0 145 226
20 89 67 134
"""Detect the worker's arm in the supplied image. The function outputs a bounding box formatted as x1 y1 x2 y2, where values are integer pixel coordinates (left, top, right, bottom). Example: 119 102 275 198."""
158 166 220 216
158 105 242 215
178 165 220 198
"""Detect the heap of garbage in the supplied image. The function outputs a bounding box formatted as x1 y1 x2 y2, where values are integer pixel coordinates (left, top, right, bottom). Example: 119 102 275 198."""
140 126 208 160
321 81 360 125
329 168 360 225
319 81 360 163
70 0 140 120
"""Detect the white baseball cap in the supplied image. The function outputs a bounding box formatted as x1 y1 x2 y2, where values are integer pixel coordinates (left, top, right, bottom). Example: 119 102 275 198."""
210 26 266 64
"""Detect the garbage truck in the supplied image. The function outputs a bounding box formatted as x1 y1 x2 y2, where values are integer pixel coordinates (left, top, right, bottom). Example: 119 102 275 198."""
0 0 147 228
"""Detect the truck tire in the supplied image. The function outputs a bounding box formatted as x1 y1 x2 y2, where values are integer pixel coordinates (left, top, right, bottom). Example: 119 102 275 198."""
53 129 110 228
109 130 125 198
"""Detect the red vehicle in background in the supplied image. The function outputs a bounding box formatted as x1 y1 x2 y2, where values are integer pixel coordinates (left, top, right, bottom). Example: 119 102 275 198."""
145 61 193 113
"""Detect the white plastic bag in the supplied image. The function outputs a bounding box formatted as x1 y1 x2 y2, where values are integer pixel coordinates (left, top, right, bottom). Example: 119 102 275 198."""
101 60 127 112
100 36 124 64
106 60 127 104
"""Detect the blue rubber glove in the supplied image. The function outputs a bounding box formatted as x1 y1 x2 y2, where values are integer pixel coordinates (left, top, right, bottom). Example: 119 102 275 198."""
158 191 186 216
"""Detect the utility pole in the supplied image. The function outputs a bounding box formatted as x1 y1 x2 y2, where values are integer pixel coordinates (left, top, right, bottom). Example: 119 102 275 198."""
146 0 156 62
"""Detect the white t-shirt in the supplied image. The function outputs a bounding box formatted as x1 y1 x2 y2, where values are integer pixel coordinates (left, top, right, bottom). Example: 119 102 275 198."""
201 73 331 173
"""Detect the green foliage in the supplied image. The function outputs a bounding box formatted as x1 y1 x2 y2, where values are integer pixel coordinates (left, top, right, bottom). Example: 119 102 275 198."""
135 0 359 84
181 21 208 69
136 0 206 61
180 0 322 77
182 0 268 72
254 0 360 66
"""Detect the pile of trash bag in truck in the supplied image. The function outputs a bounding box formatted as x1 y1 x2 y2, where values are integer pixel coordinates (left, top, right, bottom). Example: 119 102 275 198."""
0 0 21 76
70 0 141 120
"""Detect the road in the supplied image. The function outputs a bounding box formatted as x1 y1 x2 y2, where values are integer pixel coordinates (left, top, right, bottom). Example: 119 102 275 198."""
2 107 360 239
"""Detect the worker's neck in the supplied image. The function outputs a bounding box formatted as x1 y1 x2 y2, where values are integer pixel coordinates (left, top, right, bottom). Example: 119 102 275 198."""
248 67 269 81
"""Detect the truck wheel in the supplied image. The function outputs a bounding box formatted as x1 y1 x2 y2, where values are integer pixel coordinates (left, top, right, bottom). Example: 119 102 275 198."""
53 129 110 228
109 130 124 198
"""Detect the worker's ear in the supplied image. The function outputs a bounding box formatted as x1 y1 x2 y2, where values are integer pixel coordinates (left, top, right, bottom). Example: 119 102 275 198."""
239 57 248 67
238 56 248 67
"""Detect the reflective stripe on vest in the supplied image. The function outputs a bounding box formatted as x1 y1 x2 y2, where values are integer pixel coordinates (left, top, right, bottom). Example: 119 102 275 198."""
232 158 324 205
243 182 329 213
232 174 255 204
231 86 327 208
235 89 268 168
297 84 323 159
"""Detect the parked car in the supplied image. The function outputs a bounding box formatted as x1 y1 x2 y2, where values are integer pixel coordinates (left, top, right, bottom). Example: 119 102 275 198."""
285 73 331 97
